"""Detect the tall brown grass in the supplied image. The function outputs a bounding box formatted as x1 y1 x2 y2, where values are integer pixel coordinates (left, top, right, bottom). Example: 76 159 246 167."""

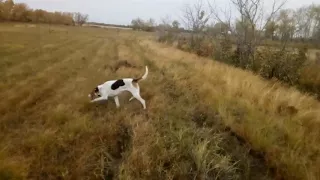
142 40 320 180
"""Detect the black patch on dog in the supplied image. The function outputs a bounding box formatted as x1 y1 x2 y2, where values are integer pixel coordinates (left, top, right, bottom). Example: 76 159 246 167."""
111 79 125 90
94 87 99 93
93 87 101 97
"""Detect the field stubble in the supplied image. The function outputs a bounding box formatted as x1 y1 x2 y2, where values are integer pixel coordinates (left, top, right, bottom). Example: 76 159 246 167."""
0 24 319 180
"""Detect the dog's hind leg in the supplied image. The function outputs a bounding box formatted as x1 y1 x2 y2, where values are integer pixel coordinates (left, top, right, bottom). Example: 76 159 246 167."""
129 88 146 109
132 93 146 109
114 96 120 108
135 94 146 109
129 96 135 102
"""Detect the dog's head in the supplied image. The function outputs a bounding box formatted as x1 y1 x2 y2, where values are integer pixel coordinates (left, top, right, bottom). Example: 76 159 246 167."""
88 87 101 100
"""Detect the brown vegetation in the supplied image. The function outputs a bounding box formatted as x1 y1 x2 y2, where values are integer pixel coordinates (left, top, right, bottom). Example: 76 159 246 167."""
0 0 88 26
158 0 320 99
1 0 320 179
1 22 320 180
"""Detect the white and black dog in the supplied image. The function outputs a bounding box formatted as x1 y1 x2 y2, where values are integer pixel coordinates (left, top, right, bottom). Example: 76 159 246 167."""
88 66 148 109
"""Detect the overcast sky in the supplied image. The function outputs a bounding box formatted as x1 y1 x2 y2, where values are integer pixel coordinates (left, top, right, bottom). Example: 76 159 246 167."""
15 0 320 25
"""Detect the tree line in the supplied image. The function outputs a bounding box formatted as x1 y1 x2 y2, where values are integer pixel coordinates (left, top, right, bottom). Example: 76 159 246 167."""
157 0 320 99
264 4 320 43
130 17 187 33
0 0 88 25
132 2 320 45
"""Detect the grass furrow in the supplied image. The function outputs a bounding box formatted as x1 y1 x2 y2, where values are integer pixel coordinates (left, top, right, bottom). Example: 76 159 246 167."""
0 38 95 86
0 38 78 71
0 39 106 179
1 24 319 180
0 39 104 129
129 40 275 179
141 40 320 180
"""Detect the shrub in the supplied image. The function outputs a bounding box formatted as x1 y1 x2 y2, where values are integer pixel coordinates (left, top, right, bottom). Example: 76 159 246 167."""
315 52 320 65
214 38 234 64
299 63 320 99
157 32 320 99
157 31 176 44
257 46 307 85
195 38 214 57
176 35 216 57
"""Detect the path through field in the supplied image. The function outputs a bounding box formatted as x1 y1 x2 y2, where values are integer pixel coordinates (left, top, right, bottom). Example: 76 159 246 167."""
1 24 320 180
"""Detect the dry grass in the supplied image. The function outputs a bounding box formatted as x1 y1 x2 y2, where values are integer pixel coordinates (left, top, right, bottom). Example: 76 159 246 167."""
0 23 319 180
142 40 320 180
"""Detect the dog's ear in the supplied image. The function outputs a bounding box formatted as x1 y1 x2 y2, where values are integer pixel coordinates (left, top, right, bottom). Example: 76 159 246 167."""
89 87 99 100
94 87 99 93
93 87 101 97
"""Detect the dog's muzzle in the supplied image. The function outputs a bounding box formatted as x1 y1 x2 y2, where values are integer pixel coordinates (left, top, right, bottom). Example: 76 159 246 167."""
88 93 101 100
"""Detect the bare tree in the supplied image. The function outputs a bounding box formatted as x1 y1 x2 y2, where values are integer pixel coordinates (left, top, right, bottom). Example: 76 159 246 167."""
11 3 28 21
209 0 287 69
181 0 212 33
146 18 155 26
172 20 180 29
180 0 213 51
73 12 88 26
2 0 14 20
295 6 311 39
265 20 277 39
131 18 156 32
276 9 296 41
156 16 170 33
0 0 4 20
131 18 143 30
310 5 320 42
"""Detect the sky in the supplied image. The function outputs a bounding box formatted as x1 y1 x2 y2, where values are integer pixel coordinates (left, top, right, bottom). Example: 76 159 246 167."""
15 0 320 25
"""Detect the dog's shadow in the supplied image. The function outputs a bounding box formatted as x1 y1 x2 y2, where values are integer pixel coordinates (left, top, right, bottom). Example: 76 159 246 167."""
80 100 114 118
80 95 148 119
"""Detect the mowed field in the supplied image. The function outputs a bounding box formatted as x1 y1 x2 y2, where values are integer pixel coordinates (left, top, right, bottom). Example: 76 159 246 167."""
1 23 320 180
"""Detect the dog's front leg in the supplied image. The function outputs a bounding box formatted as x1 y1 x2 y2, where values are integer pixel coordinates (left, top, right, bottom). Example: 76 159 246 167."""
114 96 120 108
91 96 107 103
129 96 135 102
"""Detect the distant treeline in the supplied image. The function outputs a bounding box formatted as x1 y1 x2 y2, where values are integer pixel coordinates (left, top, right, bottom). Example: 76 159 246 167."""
88 20 193 33
87 22 132 28
0 0 88 25
157 0 320 100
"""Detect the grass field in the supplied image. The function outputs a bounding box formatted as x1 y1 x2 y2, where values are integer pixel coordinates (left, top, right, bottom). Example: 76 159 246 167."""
0 23 320 180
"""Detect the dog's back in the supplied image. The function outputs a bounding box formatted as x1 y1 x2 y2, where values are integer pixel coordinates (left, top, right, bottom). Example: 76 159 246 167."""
89 66 148 109
99 78 133 96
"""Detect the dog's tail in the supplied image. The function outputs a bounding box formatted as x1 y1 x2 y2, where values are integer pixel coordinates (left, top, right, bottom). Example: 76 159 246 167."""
133 66 148 83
